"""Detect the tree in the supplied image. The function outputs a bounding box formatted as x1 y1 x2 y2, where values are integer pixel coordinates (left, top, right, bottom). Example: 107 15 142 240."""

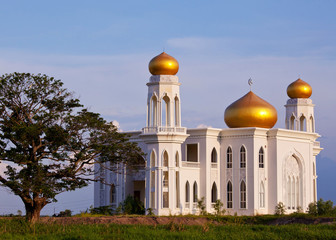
274 202 286 215
0 73 145 223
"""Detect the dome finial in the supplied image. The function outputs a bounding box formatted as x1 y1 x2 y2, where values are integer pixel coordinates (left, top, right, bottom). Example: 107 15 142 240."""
248 78 253 91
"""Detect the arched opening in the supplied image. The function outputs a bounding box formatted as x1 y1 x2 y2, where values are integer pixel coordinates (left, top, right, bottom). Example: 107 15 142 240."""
259 147 264 168
150 95 157 127
163 151 168 167
211 182 217 203
185 181 190 207
176 171 180 208
240 146 246 168
290 115 295 130
162 95 170 127
150 150 156 168
300 115 306 131
227 147 232 168
260 182 265 208
211 148 217 163
174 96 180 127
240 181 246 208
193 182 198 203
175 151 179 167
285 155 302 210
110 184 116 205
310 116 314 132
227 181 233 208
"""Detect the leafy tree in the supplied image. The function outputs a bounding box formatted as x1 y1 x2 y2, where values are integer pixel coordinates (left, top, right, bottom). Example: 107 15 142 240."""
316 198 335 216
0 73 145 223
197 197 207 215
213 199 225 216
120 195 145 215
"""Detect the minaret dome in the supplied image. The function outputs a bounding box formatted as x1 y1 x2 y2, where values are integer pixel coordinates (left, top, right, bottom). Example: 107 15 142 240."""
287 78 312 99
148 52 179 75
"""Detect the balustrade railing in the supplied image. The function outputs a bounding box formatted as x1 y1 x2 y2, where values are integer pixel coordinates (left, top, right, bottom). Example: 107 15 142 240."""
181 162 200 168
142 126 187 134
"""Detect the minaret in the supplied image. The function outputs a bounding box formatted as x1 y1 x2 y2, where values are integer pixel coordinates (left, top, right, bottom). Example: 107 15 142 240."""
140 52 188 215
285 78 315 132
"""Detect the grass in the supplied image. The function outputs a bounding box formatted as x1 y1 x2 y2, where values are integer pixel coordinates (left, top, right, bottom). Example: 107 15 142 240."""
0 218 335 240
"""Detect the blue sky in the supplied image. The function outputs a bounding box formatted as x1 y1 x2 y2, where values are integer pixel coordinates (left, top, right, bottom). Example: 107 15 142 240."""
0 0 335 215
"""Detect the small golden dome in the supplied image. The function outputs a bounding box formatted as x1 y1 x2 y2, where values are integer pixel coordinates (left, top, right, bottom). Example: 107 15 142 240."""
224 91 278 128
148 52 179 75
287 78 312 98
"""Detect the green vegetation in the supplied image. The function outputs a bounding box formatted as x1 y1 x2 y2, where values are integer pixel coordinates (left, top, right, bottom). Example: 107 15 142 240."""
0 218 335 240
0 73 144 222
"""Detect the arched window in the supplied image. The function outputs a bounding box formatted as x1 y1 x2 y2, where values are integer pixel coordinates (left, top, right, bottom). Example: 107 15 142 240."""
259 147 264 168
174 96 180 127
310 116 314 132
227 147 232 168
287 177 291 209
150 95 157 127
227 181 233 208
260 182 265 208
193 182 198 202
175 151 179 167
162 95 170 127
185 181 190 203
211 148 217 163
110 184 116 205
240 181 246 208
211 182 217 203
163 151 168 167
285 155 302 210
300 115 306 131
240 146 246 168
150 150 156 168
290 115 295 130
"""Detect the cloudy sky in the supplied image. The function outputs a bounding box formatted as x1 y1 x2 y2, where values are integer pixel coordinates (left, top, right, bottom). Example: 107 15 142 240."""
0 0 335 215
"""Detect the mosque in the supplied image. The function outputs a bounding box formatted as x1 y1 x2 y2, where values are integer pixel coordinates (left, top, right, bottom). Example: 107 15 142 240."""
94 52 322 215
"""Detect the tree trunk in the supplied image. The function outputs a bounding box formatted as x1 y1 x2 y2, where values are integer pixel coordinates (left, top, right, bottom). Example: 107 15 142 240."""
24 201 45 223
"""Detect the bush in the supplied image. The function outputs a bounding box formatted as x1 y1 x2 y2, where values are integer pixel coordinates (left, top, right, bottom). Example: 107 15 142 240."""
90 206 114 215
214 199 225 216
308 202 318 215
197 197 207 215
121 195 145 215
274 202 286 215
317 198 335 216
55 209 72 217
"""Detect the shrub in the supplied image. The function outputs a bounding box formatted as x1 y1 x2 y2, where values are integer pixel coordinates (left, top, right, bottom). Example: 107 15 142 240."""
56 209 72 217
274 202 286 215
197 197 207 215
90 206 113 215
214 199 225 216
121 195 145 215
317 198 335 216
307 202 318 215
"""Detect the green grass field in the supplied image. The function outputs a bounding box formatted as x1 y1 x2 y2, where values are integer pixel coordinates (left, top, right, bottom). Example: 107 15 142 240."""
0 218 335 240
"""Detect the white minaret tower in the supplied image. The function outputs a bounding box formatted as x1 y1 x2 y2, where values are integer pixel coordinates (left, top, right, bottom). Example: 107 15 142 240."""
140 52 188 215
285 78 315 132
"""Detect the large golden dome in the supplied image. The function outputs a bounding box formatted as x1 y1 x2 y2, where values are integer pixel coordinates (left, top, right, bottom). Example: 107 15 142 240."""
287 78 312 98
148 52 179 75
224 91 278 128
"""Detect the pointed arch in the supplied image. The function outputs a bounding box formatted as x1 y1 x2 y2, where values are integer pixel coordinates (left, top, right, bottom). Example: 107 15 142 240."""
259 147 264 168
240 146 246 168
227 181 233 208
300 115 306 131
150 94 158 127
227 146 232 168
211 148 217 163
290 114 296 130
310 116 315 132
175 151 179 167
174 96 180 127
162 94 170 127
211 182 217 203
240 180 246 208
193 181 198 202
185 181 190 203
150 150 156 168
259 181 265 208
163 150 169 167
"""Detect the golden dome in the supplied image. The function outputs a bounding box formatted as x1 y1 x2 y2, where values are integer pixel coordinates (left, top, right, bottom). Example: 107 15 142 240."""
148 52 179 75
224 91 278 128
287 78 312 98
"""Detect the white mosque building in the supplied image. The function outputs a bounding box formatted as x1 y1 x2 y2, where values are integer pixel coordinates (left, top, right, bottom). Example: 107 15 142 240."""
94 52 322 215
